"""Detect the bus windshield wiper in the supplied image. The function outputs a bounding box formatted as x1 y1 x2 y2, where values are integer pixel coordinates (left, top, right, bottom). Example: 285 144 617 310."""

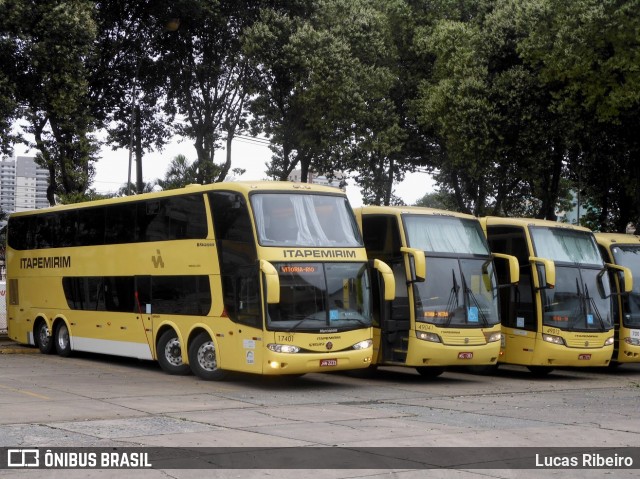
584 283 606 330
443 269 460 326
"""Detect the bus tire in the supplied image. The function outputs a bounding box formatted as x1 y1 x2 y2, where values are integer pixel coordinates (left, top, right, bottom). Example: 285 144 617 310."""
35 320 54 354
527 366 554 376
54 322 72 357
416 366 445 378
188 332 226 381
157 330 191 375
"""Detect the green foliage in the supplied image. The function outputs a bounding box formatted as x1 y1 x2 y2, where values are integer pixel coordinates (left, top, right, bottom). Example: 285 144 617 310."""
156 154 198 190
2 0 100 205
0 0 637 229
414 191 459 211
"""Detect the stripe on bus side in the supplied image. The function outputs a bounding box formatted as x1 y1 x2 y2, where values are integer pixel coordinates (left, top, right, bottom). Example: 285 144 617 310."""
71 336 153 361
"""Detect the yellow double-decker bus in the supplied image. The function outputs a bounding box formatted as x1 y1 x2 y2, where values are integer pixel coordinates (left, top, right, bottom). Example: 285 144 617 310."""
595 233 638 365
6 182 394 380
481 217 625 375
354 206 518 377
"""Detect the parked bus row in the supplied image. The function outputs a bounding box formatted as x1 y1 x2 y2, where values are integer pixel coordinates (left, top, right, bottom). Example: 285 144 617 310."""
5 181 638 380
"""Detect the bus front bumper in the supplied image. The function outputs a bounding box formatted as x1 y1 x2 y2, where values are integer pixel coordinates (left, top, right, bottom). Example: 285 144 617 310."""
262 348 373 375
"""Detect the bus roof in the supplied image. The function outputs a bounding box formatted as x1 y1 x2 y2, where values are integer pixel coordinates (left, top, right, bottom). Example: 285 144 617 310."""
355 205 478 221
595 232 640 248
481 216 593 233
8 181 347 218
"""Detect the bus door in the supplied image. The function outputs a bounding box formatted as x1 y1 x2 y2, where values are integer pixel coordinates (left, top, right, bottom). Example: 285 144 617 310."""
378 260 411 363
487 227 537 364
224 263 265 374
133 276 155 357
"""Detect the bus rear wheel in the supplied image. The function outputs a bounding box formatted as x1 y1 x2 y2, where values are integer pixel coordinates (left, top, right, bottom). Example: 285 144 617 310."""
188 332 226 381
157 330 191 375
416 366 445 378
35 320 54 354
54 322 72 357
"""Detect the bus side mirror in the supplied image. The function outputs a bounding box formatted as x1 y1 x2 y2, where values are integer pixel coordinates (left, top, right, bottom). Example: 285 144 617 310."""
491 253 520 285
530 256 555 289
400 247 426 282
260 260 280 304
606 263 633 294
373 259 396 301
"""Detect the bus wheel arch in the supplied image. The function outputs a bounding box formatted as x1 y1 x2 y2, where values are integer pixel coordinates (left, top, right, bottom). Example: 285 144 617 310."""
53 318 72 357
188 330 226 381
34 317 54 355
156 328 191 375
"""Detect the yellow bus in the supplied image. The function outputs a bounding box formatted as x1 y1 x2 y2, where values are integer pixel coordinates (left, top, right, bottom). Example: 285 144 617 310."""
481 217 624 375
354 206 519 377
6 181 394 380
595 233 638 364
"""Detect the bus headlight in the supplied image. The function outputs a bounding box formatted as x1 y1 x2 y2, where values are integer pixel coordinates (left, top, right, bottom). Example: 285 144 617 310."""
267 344 300 354
604 337 615 346
542 334 565 346
624 337 640 346
484 332 502 343
416 331 441 343
352 339 373 350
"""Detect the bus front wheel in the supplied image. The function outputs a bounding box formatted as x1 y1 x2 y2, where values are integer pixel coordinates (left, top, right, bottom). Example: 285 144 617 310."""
157 330 191 375
35 320 54 354
188 332 226 381
54 322 72 357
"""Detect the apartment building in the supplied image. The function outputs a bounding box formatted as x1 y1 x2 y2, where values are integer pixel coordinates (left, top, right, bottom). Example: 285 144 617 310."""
0 156 49 214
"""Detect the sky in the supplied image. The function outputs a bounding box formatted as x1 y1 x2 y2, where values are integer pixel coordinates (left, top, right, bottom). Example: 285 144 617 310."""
17 135 435 207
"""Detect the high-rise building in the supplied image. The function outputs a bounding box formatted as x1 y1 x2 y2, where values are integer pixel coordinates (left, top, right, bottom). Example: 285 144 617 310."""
0 156 49 214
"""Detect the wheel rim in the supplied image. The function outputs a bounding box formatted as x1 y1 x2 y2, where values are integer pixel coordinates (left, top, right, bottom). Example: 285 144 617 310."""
197 341 217 372
38 324 50 348
164 338 184 367
57 324 69 350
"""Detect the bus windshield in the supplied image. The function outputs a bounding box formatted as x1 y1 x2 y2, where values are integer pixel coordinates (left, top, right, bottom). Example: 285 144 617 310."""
530 227 602 265
404 216 490 255
251 193 361 247
267 262 372 332
540 266 613 331
611 245 640 327
413 257 500 327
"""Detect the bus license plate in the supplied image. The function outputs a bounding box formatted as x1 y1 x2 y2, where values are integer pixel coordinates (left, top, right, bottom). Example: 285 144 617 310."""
458 352 473 359
320 359 338 367
578 354 591 360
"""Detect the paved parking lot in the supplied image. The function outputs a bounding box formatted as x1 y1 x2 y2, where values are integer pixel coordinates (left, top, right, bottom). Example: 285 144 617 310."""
0 340 639 478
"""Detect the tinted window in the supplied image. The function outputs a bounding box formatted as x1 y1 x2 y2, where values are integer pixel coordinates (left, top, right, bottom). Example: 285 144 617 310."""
63 275 211 316
7 194 207 250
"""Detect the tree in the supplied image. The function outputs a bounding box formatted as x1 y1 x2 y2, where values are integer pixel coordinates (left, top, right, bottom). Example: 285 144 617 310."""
158 0 261 184
518 0 640 231
100 2 181 195
156 154 198 190
0 46 18 155
2 0 100 205
244 0 404 205
412 0 573 218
